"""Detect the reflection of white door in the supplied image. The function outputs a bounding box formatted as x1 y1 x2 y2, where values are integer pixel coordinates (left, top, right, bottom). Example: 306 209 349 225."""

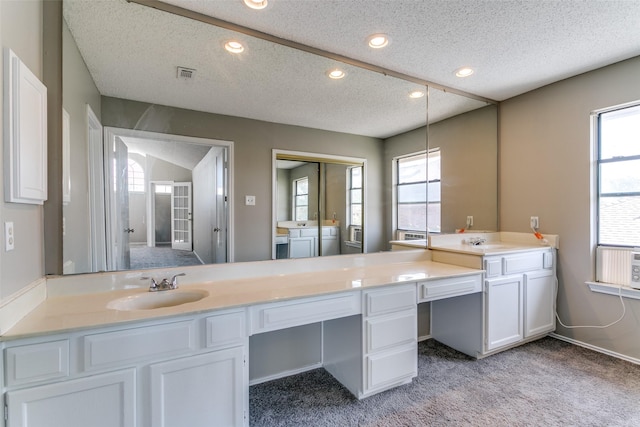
114 138 131 270
213 150 227 263
171 182 192 251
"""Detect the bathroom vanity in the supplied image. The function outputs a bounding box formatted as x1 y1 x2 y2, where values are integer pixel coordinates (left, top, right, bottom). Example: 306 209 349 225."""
276 221 340 258
0 233 557 427
427 232 558 357
0 251 482 427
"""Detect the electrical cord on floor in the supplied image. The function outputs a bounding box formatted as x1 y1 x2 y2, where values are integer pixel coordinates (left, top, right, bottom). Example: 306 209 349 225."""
554 276 626 329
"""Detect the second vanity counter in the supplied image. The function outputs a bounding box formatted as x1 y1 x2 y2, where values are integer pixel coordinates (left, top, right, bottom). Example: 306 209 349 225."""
3 250 479 339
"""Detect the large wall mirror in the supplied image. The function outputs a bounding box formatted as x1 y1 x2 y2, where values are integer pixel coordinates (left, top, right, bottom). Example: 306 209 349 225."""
57 0 496 275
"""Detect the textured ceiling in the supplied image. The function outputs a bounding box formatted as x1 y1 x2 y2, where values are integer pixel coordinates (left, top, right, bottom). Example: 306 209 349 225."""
64 0 640 140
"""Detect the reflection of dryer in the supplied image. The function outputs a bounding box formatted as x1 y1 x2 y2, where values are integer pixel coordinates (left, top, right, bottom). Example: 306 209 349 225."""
631 252 640 289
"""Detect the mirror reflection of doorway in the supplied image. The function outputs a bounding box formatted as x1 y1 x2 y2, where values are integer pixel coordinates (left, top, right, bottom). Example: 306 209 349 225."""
273 150 366 260
104 128 231 271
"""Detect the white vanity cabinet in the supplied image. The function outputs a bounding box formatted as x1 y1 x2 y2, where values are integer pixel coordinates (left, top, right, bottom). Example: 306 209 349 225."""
361 284 417 396
2 309 248 427
484 250 556 353
285 226 340 258
431 248 556 358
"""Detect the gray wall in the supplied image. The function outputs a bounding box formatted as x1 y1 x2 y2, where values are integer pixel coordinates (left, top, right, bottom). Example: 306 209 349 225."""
383 105 498 241
0 1 46 298
100 96 386 262
500 56 640 359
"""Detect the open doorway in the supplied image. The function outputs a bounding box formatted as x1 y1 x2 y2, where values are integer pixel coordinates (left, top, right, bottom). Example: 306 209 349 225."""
104 128 233 271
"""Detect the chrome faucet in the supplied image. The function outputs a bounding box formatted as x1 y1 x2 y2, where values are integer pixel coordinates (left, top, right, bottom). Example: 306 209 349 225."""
468 237 486 246
148 273 186 292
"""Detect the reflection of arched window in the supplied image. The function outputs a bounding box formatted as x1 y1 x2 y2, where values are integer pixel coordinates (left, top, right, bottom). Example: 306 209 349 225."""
128 159 145 192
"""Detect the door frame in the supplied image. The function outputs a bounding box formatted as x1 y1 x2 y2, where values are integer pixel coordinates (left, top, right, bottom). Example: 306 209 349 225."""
103 127 235 265
87 105 107 272
147 180 175 248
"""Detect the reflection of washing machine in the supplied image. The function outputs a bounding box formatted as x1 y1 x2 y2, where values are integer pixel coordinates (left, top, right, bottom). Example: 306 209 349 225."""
631 252 640 289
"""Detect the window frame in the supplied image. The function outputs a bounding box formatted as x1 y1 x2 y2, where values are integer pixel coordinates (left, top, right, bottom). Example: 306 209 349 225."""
127 158 145 193
592 100 640 285
347 165 363 227
393 149 441 238
293 176 309 221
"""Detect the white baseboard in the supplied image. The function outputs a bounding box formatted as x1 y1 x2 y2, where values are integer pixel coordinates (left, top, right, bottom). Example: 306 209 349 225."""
418 334 432 342
249 362 323 386
549 333 640 365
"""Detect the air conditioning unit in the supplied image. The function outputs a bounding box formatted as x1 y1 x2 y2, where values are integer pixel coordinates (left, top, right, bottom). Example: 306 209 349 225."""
631 252 640 289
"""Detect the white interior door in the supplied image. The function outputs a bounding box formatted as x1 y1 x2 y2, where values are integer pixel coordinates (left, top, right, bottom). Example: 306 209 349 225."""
172 182 192 251
87 106 107 272
114 138 131 270
213 149 228 263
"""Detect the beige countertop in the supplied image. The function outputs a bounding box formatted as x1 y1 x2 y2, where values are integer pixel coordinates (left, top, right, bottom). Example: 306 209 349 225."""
3 258 480 340
427 231 559 256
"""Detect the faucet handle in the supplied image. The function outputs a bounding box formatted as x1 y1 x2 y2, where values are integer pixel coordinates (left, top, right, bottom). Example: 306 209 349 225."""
170 273 186 289
147 277 159 291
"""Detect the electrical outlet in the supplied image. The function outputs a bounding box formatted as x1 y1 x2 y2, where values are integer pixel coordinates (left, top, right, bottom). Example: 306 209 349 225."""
530 216 539 229
5 222 15 251
466 216 473 227
245 195 256 206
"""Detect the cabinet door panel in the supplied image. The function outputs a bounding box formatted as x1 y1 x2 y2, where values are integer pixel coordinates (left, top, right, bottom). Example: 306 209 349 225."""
365 344 417 392
150 347 245 427
365 311 417 353
485 275 523 351
524 270 556 337
288 236 316 258
6 369 136 427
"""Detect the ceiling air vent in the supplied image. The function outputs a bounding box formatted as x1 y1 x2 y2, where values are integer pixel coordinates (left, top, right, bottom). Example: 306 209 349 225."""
177 66 196 80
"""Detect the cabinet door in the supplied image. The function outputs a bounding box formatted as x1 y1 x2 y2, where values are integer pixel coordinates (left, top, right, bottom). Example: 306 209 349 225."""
485 275 523 351
524 270 556 337
321 236 339 256
150 346 246 427
288 236 316 258
6 369 136 427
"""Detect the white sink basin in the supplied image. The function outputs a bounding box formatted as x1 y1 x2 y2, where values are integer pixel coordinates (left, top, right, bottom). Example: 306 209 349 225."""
107 290 209 311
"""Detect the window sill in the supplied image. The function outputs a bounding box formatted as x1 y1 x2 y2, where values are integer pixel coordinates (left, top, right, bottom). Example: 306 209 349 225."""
586 281 640 300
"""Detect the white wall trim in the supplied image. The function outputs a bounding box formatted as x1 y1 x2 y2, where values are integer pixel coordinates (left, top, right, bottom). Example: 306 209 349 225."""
0 278 47 335
549 333 640 366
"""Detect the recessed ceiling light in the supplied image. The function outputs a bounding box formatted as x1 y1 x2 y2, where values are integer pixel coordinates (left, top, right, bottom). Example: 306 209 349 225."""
243 0 268 10
409 90 425 99
225 40 245 54
367 34 389 49
327 69 346 79
455 67 475 77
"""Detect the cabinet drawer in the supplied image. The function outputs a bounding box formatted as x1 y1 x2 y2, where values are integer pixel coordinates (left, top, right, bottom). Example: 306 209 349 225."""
83 320 196 370
503 253 544 275
250 292 360 334
300 228 318 237
364 285 416 317
484 257 502 278
5 340 69 387
365 311 416 353
205 310 246 348
418 275 482 302
288 229 300 237
365 344 417 391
